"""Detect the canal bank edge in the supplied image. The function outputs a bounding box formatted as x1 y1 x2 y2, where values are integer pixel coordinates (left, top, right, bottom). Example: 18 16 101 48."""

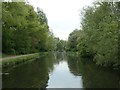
0 53 40 68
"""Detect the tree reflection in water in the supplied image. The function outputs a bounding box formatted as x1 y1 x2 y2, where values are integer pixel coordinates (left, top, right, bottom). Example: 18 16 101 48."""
3 52 120 88
67 53 120 88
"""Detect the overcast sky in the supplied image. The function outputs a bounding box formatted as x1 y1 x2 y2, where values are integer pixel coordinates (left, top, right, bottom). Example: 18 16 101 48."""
28 0 94 40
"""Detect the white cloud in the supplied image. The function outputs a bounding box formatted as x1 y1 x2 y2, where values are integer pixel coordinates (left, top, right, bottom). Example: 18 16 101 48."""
53 29 71 40
28 0 94 40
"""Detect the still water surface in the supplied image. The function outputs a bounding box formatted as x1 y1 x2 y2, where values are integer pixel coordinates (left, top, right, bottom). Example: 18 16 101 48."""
2 52 120 88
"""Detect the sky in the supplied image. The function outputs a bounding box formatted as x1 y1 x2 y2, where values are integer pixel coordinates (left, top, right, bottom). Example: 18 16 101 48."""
28 0 94 40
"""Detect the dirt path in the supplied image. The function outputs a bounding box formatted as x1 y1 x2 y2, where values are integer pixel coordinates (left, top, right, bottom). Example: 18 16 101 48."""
0 53 38 61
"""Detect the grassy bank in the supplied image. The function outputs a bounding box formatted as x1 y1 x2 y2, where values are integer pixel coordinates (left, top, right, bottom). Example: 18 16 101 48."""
1 53 40 68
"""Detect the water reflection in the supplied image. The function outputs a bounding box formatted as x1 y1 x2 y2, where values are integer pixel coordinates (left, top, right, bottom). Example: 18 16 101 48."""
67 53 81 76
2 52 120 88
47 52 82 88
47 61 82 88
67 53 120 88
3 56 49 88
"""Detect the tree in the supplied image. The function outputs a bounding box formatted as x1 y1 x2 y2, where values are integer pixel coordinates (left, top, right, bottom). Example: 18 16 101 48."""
2 2 56 55
68 2 119 68
67 29 80 51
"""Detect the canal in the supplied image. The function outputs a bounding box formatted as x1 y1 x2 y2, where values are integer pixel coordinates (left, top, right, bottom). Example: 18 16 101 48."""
2 52 120 88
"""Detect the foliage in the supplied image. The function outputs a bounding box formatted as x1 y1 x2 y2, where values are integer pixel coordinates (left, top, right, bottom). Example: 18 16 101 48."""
2 2 56 55
67 2 120 68
54 37 67 52
67 29 80 51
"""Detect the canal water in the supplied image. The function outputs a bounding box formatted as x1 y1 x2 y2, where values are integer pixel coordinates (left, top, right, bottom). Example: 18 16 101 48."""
2 52 120 88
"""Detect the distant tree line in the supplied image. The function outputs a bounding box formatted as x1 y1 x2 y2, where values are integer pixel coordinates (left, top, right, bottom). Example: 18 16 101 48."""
67 2 120 68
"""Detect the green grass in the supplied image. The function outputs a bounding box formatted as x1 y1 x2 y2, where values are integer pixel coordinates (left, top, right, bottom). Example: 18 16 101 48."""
1 53 40 68
0 53 15 58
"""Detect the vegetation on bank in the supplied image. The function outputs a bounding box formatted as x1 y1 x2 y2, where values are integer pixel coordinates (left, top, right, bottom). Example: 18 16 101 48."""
2 1 68 69
67 2 120 68
2 2 55 54
1 53 40 68
2 1 67 56
2 1 120 70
